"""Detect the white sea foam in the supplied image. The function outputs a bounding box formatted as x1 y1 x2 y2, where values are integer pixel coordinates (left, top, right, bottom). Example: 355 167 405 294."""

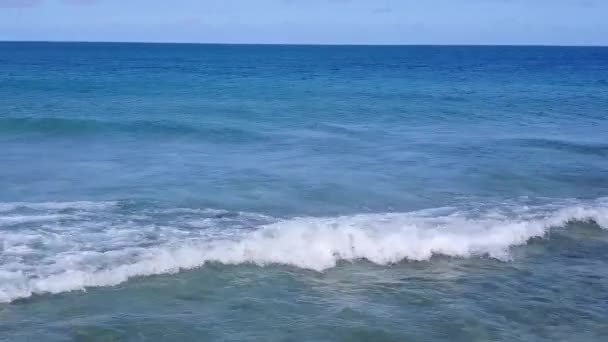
0 199 607 303
0 214 69 225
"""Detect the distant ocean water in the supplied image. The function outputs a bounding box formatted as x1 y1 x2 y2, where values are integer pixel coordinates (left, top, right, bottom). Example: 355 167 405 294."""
0 42 607 341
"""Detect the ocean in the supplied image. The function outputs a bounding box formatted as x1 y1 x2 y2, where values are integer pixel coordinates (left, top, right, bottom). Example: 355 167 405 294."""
0 42 607 341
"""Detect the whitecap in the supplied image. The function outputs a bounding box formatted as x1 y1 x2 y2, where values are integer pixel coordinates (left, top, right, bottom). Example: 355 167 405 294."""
0 199 607 303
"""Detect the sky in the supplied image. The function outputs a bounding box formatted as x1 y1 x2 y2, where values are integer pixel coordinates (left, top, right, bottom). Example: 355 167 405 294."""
0 0 607 45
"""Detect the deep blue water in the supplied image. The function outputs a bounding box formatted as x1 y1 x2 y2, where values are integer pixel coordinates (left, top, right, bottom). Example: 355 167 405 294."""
1 42 607 341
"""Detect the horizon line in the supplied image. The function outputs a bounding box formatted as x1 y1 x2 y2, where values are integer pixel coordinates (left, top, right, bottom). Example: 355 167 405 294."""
1 39 607 48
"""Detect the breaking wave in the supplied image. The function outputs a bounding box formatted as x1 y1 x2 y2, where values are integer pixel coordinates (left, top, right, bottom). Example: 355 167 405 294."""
1 199 607 303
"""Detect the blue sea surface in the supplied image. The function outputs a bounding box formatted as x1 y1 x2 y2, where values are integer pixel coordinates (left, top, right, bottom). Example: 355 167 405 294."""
0 42 607 341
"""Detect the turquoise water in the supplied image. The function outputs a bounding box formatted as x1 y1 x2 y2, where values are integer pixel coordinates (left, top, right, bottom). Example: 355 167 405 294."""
1 42 608 341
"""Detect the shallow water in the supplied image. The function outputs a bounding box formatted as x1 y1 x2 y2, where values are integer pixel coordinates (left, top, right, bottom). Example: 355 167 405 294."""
1 43 607 341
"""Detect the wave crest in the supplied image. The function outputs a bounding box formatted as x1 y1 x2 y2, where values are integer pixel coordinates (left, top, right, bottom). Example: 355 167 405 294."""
0 117 268 143
1 200 607 303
